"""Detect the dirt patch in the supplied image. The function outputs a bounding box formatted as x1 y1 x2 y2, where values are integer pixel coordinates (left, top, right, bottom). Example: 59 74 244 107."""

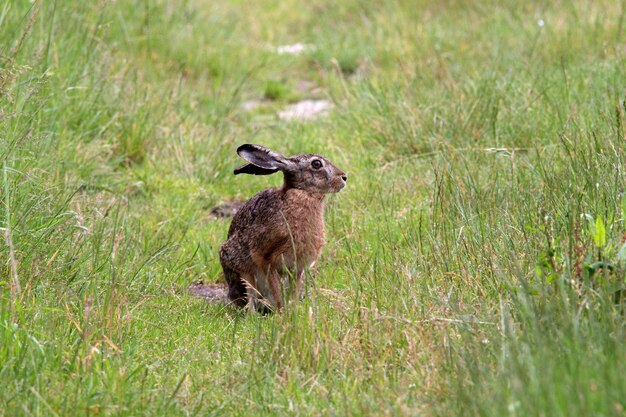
209 200 244 218
188 281 229 302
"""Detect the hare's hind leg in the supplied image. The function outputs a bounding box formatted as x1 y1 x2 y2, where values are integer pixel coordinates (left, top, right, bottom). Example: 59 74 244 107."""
223 267 248 307
220 246 248 307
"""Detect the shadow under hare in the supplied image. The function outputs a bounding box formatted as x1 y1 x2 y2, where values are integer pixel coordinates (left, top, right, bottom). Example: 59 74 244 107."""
219 144 347 312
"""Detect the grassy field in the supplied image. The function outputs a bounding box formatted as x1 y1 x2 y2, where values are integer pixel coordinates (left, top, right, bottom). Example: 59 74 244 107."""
1 0 625 415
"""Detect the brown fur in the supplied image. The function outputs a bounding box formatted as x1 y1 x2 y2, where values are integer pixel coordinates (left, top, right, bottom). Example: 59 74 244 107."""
219 144 346 312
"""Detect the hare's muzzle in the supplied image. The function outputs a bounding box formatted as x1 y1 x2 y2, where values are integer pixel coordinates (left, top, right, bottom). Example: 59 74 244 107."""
331 172 347 192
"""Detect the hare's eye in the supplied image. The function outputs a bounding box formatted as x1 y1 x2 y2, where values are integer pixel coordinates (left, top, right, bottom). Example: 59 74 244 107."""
311 159 323 169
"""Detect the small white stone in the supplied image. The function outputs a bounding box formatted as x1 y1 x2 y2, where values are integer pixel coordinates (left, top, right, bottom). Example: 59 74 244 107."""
276 43 315 55
278 100 332 121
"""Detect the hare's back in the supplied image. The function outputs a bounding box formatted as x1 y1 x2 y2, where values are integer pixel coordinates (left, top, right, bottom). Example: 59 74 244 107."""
227 188 284 238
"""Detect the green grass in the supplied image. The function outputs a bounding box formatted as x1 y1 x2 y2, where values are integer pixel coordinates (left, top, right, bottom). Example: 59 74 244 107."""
1 0 625 415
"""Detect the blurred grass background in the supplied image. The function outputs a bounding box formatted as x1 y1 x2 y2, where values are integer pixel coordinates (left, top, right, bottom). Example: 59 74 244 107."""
1 0 625 415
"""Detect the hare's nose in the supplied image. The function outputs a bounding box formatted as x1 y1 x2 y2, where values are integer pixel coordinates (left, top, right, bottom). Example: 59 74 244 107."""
341 174 347 182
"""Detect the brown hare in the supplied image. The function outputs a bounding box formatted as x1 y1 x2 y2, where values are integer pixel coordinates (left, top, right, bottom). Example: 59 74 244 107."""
219 144 347 312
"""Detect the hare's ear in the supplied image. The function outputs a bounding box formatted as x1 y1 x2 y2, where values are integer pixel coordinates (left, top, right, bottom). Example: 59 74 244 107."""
236 144 292 172
234 163 278 176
